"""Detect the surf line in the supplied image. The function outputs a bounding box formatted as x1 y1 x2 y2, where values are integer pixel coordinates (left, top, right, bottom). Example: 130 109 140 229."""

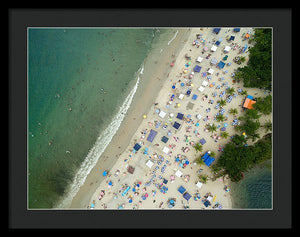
56 64 144 208
167 30 179 45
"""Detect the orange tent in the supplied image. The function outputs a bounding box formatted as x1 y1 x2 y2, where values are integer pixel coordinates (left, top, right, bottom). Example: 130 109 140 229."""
245 33 250 39
243 98 256 109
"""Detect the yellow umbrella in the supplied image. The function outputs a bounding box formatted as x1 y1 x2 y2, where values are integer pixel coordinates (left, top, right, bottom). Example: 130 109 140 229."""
191 83 194 87
143 115 147 119
242 132 246 136
177 103 181 107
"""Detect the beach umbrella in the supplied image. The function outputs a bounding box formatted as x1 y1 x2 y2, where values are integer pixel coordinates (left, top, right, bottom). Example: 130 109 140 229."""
204 46 208 51
188 61 191 65
108 181 113 186
224 123 228 127
102 171 108 176
172 85 176 89
129 199 132 203
181 83 185 87
195 123 199 127
143 115 147 119
90 203 95 209
177 103 181 107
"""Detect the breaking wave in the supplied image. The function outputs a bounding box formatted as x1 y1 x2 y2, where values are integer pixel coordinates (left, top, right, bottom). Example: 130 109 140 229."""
56 65 143 208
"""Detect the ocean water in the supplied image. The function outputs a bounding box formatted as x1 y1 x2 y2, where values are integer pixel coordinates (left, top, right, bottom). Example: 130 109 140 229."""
230 160 272 209
28 28 177 208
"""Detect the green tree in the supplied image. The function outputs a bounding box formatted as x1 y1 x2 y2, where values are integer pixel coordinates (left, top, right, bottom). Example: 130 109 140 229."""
218 99 227 108
262 120 272 132
226 87 235 95
235 28 272 90
244 108 261 120
216 113 225 122
253 95 272 115
193 143 203 153
198 174 208 184
207 124 217 133
229 108 238 116
236 118 260 139
210 151 216 158
240 90 248 96
231 134 247 146
195 156 205 166
221 131 229 139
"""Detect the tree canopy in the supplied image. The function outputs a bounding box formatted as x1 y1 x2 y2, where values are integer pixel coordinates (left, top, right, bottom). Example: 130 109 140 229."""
235 28 272 90
215 133 272 182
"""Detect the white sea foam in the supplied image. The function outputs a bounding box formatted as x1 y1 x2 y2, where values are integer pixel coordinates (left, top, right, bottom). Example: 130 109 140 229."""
56 65 143 208
167 30 179 45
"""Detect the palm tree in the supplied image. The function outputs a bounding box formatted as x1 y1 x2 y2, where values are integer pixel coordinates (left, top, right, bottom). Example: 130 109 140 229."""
193 143 203 153
207 123 217 133
241 90 248 96
250 132 260 142
226 87 235 95
210 151 216 158
229 108 238 116
218 99 227 108
237 56 246 65
198 174 208 184
221 131 229 139
216 114 225 122
195 156 205 166
262 120 272 132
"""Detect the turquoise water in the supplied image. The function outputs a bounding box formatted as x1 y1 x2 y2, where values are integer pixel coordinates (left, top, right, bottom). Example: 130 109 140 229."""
28 28 176 208
230 160 272 209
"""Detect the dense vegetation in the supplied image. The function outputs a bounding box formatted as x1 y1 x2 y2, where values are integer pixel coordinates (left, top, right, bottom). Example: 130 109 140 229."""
211 93 272 182
235 28 272 90
213 133 272 182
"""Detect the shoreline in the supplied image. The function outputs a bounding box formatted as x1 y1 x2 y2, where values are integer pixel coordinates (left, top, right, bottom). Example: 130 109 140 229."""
67 28 191 209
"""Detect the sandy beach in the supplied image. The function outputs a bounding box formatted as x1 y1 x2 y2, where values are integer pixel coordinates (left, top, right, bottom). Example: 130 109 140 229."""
68 27 271 210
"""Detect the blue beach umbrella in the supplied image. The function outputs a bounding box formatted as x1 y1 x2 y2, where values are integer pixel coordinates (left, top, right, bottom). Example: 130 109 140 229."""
181 83 185 87
103 171 108 176
224 123 228 127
